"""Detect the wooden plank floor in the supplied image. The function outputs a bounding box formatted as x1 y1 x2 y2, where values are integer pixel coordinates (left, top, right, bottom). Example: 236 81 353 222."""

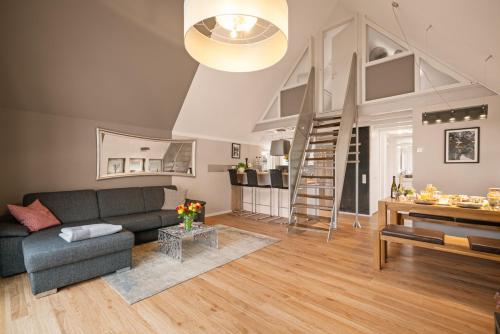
1 213 499 333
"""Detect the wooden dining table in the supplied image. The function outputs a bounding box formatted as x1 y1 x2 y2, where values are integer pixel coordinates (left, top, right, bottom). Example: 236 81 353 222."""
374 198 500 269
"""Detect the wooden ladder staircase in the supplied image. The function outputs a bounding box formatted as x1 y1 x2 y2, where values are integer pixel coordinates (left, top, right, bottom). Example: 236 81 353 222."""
288 53 360 240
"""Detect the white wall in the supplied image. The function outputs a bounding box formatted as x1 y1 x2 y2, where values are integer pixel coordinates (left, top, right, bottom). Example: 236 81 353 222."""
172 138 262 216
413 95 500 195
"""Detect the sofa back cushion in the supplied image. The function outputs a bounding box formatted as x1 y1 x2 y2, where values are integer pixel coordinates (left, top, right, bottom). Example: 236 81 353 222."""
97 187 145 218
142 186 177 212
23 190 99 224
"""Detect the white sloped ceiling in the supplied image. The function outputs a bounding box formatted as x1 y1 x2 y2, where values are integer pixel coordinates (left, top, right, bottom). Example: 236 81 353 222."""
174 0 341 144
341 0 500 94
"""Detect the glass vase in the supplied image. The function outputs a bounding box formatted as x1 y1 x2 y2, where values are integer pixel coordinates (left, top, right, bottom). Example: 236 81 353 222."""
183 216 193 231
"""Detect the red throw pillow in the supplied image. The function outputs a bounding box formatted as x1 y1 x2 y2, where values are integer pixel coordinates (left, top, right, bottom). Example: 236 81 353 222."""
8 199 61 232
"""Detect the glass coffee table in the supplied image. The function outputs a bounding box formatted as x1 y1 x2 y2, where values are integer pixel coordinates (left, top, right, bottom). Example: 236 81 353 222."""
158 223 218 262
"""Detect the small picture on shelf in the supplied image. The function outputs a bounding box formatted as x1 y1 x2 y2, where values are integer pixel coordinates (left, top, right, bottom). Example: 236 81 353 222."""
129 158 145 172
445 127 480 163
107 158 125 174
231 143 241 159
148 159 163 173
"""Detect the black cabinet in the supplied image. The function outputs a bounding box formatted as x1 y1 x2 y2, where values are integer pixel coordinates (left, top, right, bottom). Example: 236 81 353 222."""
340 126 370 215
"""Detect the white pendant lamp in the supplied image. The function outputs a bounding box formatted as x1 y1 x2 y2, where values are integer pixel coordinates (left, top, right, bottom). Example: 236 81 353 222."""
184 0 289 72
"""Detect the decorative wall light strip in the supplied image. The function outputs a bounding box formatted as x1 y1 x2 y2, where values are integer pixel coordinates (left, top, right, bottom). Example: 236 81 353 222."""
184 0 288 72
422 105 488 125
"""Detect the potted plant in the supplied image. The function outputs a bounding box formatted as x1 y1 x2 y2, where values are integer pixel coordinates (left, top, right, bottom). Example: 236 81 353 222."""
176 202 203 231
237 162 246 173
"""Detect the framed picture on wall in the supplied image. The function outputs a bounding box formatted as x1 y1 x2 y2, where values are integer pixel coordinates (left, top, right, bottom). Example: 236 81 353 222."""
445 127 480 163
231 143 241 159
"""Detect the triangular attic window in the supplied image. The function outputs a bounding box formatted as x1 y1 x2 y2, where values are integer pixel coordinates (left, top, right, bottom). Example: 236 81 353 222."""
419 59 459 91
262 96 280 121
283 48 310 89
366 25 407 62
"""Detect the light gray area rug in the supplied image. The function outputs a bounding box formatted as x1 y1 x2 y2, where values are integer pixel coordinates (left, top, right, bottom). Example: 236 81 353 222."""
103 225 279 304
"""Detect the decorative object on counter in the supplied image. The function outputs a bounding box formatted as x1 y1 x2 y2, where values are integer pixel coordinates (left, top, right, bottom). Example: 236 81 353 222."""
231 143 241 159
236 162 246 173
270 139 291 156
176 202 204 232
445 127 480 163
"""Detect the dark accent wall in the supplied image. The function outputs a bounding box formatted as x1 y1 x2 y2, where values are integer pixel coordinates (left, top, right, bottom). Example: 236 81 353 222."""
365 55 415 101
340 126 370 214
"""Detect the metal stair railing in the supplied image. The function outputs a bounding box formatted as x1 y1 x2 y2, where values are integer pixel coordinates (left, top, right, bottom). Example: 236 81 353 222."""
288 67 315 224
329 52 358 240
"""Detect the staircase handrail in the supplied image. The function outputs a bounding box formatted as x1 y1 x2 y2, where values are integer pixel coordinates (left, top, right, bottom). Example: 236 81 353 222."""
288 67 315 223
332 53 358 230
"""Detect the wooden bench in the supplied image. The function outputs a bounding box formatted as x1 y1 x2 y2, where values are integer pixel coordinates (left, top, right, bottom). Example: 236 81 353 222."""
402 212 500 231
378 225 500 268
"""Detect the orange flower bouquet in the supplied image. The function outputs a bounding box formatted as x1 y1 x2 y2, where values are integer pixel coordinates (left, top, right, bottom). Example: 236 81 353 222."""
176 202 203 231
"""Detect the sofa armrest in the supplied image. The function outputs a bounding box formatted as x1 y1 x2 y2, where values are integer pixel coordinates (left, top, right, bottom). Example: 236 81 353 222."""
185 199 206 223
0 222 29 237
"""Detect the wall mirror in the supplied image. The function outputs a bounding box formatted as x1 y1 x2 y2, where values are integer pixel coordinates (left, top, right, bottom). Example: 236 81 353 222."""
96 128 196 180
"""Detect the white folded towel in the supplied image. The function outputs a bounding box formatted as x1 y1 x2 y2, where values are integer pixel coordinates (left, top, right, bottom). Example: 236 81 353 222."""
59 224 122 242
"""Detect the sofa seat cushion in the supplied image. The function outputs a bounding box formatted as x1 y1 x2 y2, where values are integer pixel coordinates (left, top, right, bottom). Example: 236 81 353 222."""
153 210 182 227
0 222 29 237
102 213 162 232
22 220 134 273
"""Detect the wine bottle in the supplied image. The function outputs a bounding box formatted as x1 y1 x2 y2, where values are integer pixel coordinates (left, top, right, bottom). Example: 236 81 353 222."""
391 176 397 199
397 175 404 194
245 158 249 169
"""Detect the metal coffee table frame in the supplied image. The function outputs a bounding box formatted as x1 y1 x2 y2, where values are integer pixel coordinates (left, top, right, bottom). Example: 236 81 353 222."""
158 224 218 262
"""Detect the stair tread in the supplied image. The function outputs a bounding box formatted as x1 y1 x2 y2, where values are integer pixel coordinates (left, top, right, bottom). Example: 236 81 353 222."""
310 131 339 137
305 157 334 161
297 193 334 200
297 184 335 189
305 148 335 152
313 123 340 129
302 175 334 179
314 116 341 122
293 203 333 211
293 213 331 222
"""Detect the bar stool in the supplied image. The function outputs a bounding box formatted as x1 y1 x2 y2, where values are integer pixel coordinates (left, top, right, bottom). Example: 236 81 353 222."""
269 169 288 221
245 169 272 220
228 169 247 216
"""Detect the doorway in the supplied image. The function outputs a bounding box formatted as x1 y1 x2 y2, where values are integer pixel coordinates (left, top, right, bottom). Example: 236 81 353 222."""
370 125 413 214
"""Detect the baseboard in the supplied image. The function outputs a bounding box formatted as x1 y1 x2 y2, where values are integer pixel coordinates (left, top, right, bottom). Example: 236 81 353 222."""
206 210 232 218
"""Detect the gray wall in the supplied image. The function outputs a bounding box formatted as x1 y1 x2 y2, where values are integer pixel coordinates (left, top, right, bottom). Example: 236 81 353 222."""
0 0 197 130
413 95 500 195
0 109 173 215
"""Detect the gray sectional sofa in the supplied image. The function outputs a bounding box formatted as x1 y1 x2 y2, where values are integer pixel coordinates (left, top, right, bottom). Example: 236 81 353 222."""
0 185 205 296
